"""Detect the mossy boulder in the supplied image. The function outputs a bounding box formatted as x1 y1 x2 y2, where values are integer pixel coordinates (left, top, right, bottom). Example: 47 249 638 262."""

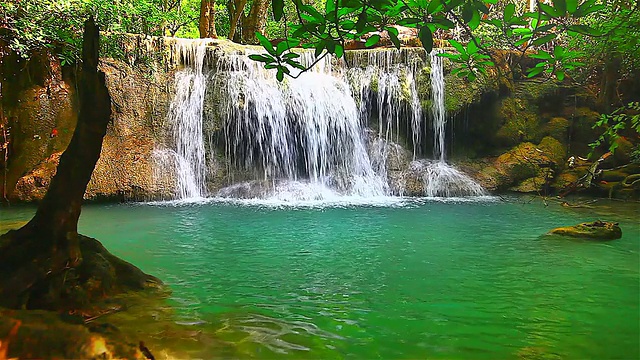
495 98 543 147
464 137 567 192
547 220 622 240
612 136 634 165
538 136 566 169
544 117 570 142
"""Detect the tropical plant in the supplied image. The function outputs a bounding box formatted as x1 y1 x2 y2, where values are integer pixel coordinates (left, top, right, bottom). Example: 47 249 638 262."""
589 102 640 156
252 0 631 83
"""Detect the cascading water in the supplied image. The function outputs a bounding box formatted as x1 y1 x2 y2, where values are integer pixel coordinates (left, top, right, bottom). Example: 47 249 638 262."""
156 40 485 201
154 39 211 199
411 50 486 197
213 52 388 200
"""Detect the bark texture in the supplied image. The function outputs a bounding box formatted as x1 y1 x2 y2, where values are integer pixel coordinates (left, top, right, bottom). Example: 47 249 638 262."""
199 0 218 38
241 0 270 44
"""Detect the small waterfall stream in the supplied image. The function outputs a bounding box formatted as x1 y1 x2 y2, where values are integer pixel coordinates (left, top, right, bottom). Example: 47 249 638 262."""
157 41 486 201
413 51 485 197
156 39 211 199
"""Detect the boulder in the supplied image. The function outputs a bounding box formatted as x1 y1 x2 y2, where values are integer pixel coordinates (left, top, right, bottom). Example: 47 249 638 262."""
547 220 622 240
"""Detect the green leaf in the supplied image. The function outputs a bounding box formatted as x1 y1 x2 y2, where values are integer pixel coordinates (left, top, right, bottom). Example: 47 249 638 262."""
529 50 553 60
315 41 325 57
397 17 421 26
469 9 480 29
527 66 545 78
462 3 473 22
449 39 465 53
467 40 478 54
256 32 276 55
276 39 300 55
365 34 381 47
539 3 560 17
555 69 565 80
567 24 601 36
276 68 284 82
566 0 577 14
386 27 401 49
249 54 273 63
504 3 515 21
533 33 556 46
325 0 336 14
335 44 344 58
553 45 564 59
427 0 443 14
283 52 300 59
553 0 566 16
432 16 455 29
418 26 433 52
272 0 284 21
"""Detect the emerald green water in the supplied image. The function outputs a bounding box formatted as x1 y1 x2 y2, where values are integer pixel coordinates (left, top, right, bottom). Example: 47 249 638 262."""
1 197 639 358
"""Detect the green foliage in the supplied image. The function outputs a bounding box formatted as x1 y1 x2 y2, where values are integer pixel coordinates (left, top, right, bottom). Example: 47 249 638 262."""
566 1 640 83
439 39 493 82
589 102 640 157
0 0 202 64
251 0 614 82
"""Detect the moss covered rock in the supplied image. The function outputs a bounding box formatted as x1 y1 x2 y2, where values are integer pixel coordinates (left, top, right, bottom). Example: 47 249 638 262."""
547 220 622 240
495 98 543 147
538 136 566 169
544 117 570 142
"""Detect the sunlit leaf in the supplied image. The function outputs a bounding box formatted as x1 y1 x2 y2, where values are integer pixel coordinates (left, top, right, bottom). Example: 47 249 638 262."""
365 34 381 47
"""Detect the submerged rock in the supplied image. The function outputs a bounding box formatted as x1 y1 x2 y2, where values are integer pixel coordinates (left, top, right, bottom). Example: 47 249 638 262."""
547 220 622 240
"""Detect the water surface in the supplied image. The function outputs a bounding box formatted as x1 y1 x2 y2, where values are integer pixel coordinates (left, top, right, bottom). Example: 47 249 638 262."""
1 196 638 359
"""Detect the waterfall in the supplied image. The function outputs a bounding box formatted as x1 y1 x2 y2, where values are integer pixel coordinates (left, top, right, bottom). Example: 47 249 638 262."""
411 50 486 197
430 50 446 161
164 39 210 199
155 40 486 201
213 52 388 200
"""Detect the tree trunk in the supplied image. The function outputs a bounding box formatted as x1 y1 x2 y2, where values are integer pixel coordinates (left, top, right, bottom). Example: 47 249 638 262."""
241 0 270 44
199 0 218 38
0 17 158 310
227 0 248 42
597 56 622 113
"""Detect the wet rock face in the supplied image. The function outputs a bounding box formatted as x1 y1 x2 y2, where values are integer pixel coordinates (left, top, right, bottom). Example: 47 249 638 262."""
459 137 566 193
547 220 622 240
6 56 175 202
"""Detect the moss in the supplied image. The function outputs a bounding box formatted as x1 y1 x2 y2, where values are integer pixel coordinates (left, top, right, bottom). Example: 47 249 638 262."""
613 136 634 165
545 117 570 142
548 221 622 240
370 70 379 93
415 58 498 115
514 80 559 102
538 136 566 168
495 98 543 146
509 175 547 193
554 171 579 190
443 71 497 114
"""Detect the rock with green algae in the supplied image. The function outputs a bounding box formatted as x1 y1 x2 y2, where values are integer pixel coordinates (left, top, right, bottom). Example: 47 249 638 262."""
544 117 570 142
537 136 566 169
494 98 544 147
460 138 567 192
547 220 622 240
